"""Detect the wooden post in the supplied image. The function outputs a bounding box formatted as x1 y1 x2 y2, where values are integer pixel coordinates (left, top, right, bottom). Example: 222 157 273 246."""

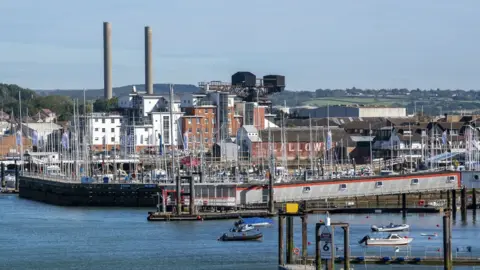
376 195 380 207
343 226 350 270
461 187 467 222
447 190 451 209
329 228 335 270
315 223 321 270
15 159 19 191
0 162 4 188
443 211 452 270
301 215 308 263
473 188 477 210
402 193 407 218
268 169 275 214
286 216 294 264
278 215 285 266
189 175 195 215
452 189 457 216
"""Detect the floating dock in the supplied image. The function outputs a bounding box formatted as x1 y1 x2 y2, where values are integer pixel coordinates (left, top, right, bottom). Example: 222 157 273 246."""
280 256 480 269
147 210 274 221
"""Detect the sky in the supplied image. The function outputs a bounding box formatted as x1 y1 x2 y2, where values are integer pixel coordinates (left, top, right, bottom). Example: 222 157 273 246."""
1 0 479 91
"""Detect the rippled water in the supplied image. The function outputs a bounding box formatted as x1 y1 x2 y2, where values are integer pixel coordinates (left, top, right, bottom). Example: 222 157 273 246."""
0 195 479 270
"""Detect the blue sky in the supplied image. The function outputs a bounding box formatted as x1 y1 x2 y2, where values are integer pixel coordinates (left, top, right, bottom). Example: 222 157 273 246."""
1 0 479 90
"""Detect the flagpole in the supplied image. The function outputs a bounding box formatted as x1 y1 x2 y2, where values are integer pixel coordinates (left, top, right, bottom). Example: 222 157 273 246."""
18 91 23 172
369 123 373 172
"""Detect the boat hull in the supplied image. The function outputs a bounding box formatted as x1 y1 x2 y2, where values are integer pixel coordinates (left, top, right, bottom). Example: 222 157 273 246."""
218 233 263 241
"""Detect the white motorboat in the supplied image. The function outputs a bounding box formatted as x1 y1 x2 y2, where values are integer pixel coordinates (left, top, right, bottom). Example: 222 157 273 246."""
420 233 438 237
359 234 413 246
231 224 255 232
371 223 410 232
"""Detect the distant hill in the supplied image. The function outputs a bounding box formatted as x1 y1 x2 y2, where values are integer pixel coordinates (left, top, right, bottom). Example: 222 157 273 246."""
36 84 200 100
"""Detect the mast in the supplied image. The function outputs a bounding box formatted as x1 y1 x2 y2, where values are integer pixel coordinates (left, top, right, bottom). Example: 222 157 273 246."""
18 91 24 172
170 84 181 215
409 122 412 172
369 123 373 172
309 116 313 172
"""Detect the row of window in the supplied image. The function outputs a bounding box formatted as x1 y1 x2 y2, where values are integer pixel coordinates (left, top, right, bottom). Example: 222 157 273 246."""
301 176 457 193
187 118 215 125
94 118 121 124
187 127 210 133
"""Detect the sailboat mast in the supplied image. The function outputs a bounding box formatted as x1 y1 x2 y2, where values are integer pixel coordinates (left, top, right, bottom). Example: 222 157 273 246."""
309 116 313 172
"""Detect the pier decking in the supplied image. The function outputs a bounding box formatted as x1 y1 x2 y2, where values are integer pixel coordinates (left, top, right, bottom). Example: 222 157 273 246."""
279 255 480 269
147 210 273 221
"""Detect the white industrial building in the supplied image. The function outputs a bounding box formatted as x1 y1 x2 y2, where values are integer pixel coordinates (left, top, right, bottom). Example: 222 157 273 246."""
291 105 407 118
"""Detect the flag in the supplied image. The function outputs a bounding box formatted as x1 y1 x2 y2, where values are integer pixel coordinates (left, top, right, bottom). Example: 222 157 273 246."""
32 130 38 146
158 134 163 156
15 131 22 146
61 131 69 149
441 130 447 145
183 132 188 150
326 130 332 150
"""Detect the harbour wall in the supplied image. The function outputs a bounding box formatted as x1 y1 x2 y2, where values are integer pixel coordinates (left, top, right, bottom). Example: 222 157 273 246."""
19 171 464 207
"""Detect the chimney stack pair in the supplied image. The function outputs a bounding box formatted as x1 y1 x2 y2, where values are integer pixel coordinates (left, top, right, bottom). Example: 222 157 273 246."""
103 22 154 100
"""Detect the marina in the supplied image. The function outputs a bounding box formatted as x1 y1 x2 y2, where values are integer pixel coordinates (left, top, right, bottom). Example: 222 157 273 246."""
2 195 480 270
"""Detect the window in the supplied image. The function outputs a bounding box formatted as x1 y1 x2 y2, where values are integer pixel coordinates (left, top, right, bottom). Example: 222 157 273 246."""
95 137 99 141
447 176 456 183
95 128 99 131
145 128 148 132
339 184 347 190
212 118 215 124
474 175 479 181
95 118 98 122
196 128 200 133
303 187 311 193
102 119 105 124
111 137 115 142
375 181 383 188
204 118 208 125
111 119 114 123
205 138 209 143
188 119 192 124
188 128 192 132
205 128 208 133
411 179 419 185
102 128 105 132
163 116 170 144
111 128 114 132
196 118 200 124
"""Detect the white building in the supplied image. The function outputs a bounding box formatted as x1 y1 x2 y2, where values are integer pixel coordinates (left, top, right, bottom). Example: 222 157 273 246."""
21 122 62 148
292 105 407 118
80 113 123 149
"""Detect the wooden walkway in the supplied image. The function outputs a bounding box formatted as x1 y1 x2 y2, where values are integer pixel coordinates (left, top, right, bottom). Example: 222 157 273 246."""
280 256 480 269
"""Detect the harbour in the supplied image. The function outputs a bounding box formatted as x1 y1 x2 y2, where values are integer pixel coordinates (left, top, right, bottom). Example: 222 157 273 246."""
2 194 480 270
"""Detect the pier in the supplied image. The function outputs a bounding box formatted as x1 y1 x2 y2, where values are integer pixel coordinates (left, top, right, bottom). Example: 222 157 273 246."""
277 206 479 270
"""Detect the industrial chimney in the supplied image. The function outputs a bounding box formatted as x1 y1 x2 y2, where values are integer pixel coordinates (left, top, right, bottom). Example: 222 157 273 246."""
103 22 112 100
145 26 153 95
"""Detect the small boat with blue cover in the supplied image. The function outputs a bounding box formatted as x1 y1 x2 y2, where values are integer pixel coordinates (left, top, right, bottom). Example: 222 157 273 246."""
234 217 273 228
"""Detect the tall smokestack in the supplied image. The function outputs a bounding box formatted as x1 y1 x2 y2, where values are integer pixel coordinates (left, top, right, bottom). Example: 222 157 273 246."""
145 26 153 95
103 22 112 100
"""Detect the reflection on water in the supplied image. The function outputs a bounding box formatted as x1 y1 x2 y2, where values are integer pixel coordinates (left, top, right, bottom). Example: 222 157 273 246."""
0 195 479 270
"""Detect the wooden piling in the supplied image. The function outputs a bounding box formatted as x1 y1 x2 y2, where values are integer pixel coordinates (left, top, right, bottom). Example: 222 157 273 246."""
301 215 308 263
461 187 467 221
286 216 294 264
473 188 477 210
443 211 452 270
447 190 451 208
343 226 350 270
189 175 195 215
452 189 457 216
376 195 379 207
278 215 285 266
402 193 407 218
14 159 19 191
0 162 4 188
268 169 275 214
315 223 321 270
